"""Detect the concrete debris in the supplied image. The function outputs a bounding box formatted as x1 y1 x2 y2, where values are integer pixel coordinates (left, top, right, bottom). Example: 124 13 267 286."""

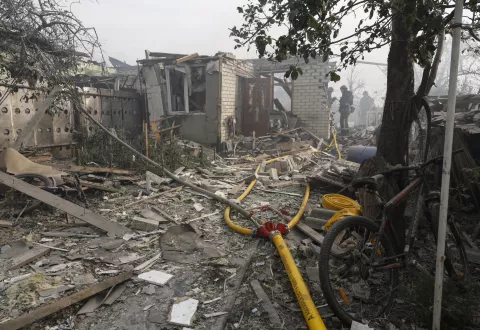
0 116 475 330
38 285 75 298
130 216 159 232
193 203 204 212
138 270 173 286
168 297 199 327
0 220 13 227
142 284 156 295
204 311 228 318
351 321 375 330
133 252 162 272
138 209 170 223
103 283 127 305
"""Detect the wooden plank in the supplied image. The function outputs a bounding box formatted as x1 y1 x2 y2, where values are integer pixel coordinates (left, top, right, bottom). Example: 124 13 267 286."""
151 115 177 124
42 164 136 175
157 125 182 133
165 67 172 114
150 122 161 143
10 242 63 270
250 280 282 327
0 171 127 237
0 271 133 330
0 220 13 227
11 86 61 150
105 186 183 213
295 223 325 245
175 53 199 64
295 223 344 256
27 155 52 163
151 206 179 225
63 178 121 193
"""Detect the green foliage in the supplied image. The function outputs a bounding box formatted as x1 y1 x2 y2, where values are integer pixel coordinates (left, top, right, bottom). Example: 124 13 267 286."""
231 0 480 81
76 126 207 175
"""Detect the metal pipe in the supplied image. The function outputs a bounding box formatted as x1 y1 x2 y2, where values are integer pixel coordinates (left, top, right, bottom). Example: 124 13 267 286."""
77 106 258 222
432 1 464 329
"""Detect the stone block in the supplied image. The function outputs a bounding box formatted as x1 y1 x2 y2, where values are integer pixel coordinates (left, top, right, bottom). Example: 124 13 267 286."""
293 175 307 182
131 216 159 232
269 168 279 181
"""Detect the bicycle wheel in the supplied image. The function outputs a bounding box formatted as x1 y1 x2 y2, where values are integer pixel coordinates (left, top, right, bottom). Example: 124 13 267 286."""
319 216 399 326
404 97 431 166
428 203 471 286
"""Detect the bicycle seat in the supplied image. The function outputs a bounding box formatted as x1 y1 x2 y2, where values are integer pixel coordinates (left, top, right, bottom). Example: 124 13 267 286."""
351 174 384 191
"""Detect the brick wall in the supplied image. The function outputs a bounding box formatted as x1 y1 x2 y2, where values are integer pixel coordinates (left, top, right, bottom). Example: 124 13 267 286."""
292 60 334 139
219 57 254 142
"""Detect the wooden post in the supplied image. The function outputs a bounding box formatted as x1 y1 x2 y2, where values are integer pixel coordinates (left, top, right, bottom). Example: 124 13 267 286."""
165 67 172 114
144 122 149 158
184 73 189 113
252 131 256 150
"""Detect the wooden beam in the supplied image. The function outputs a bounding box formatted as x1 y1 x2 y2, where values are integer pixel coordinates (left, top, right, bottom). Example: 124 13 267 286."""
165 67 172 114
42 164 136 175
250 280 282 327
0 272 133 330
63 178 122 193
295 222 344 256
150 122 161 143
151 115 178 124
10 242 63 270
175 53 199 64
0 171 127 237
184 73 189 113
157 125 181 133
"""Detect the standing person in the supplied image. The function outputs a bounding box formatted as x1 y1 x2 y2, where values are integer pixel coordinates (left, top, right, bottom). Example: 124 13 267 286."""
359 91 375 127
339 85 354 136
327 87 336 107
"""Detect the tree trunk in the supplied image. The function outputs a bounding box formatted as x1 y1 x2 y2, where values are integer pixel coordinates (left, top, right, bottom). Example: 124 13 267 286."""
377 10 414 166
375 6 415 250
417 29 446 97
425 29 446 96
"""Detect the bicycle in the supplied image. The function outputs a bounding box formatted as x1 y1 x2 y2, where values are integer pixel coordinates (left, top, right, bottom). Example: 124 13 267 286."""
317 149 471 326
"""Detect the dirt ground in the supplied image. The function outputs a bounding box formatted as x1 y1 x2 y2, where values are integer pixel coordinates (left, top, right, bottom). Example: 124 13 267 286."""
1 157 479 330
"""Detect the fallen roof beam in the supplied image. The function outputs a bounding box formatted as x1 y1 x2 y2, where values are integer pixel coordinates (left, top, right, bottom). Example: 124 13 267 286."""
0 171 127 237
0 271 133 330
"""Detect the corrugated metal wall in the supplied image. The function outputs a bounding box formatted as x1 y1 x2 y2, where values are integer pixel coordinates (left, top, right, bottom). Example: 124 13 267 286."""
0 86 143 152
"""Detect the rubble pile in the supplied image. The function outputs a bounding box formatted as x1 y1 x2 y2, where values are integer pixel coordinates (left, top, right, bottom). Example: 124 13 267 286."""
0 125 477 330
0 137 359 330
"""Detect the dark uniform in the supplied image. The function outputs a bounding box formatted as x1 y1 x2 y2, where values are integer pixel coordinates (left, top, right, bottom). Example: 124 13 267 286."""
339 88 353 135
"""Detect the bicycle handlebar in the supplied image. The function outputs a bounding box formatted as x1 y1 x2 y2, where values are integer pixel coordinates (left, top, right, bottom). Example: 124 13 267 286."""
378 148 464 175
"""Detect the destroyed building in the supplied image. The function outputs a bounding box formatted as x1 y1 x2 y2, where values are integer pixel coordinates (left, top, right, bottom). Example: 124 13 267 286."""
141 52 335 149
0 52 334 154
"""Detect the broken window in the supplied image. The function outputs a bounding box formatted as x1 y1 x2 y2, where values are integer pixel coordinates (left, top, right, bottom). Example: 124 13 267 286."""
165 64 206 113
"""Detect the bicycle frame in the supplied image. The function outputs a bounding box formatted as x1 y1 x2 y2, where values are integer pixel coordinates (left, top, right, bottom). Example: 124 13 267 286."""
370 176 426 271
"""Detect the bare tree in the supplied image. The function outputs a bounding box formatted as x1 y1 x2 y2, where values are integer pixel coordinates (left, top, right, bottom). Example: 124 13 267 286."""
0 0 102 104
345 66 366 101
415 38 480 96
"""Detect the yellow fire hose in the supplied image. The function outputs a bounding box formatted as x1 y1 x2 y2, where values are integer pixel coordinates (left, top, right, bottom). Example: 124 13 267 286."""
325 129 342 160
224 157 327 330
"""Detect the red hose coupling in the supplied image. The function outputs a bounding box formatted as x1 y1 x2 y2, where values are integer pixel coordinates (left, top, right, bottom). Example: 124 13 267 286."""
254 222 290 239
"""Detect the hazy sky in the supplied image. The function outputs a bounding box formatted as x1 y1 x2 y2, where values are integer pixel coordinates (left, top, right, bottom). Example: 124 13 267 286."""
72 0 388 102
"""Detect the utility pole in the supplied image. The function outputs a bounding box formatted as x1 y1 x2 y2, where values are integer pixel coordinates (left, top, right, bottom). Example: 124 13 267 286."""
432 0 464 329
